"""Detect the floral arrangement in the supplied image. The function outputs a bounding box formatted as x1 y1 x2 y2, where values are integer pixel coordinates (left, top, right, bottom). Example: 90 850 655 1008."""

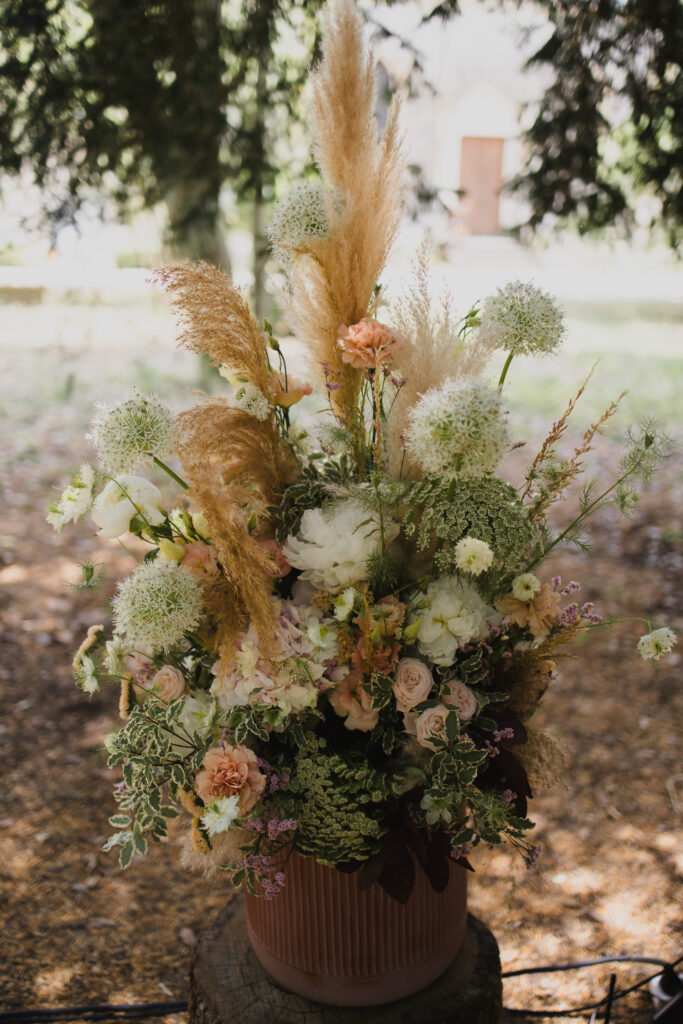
49 0 675 903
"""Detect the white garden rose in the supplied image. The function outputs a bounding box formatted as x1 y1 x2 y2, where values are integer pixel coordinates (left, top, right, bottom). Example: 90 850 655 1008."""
415 705 450 750
282 500 398 593
443 679 477 721
91 476 164 538
408 576 498 666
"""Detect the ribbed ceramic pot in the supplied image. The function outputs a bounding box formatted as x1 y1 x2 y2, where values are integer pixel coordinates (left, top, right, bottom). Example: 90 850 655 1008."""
245 850 468 1006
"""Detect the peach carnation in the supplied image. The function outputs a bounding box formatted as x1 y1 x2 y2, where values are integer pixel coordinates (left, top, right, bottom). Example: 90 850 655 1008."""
443 679 477 721
356 595 405 639
496 582 561 637
328 670 378 732
393 658 434 712
195 744 266 813
415 705 450 751
352 635 400 675
337 318 401 369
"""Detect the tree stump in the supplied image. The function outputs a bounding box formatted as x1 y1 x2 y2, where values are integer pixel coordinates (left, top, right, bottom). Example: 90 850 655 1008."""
190 895 503 1024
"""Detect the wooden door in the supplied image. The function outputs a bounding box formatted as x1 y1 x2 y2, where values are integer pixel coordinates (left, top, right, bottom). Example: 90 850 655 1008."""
459 137 504 235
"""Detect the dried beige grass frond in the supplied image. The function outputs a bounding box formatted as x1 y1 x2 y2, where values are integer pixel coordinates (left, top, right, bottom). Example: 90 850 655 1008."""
176 400 297 655
516 728 569 792
179 827 248 879
505 623 580 716
385 244 493 474
286 0 405 417
153 262 271 393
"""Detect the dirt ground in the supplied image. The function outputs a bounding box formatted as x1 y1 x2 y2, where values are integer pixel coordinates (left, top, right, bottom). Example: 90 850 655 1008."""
1 296 681 1022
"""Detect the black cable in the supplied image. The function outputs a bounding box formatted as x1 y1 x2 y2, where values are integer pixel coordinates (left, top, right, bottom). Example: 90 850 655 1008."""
502 954 670 978
505 953 683 1018
0 1003 187 1024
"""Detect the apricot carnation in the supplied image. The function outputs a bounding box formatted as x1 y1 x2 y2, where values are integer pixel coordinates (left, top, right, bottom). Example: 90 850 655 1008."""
195 744 266 814
496 582 561 637
328 671 378 732
337 318 401 369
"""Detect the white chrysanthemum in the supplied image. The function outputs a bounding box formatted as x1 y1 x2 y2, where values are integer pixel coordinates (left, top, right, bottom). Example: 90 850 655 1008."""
104 634 128 676
282 501 398 594
201 795 241 838
334 587 358 621
405 378 508 479
267 181 331 262
112 560 204 653
511 572 542 602
91 475 164 538
454 537 494 576
47 464 97 532
479 280 565 357
638 627 677 661
89 389 175 474
233 382 270 421
408 576 498 666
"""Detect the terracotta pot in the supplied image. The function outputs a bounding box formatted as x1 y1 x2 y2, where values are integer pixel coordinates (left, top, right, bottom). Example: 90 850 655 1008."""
245 850 468 1006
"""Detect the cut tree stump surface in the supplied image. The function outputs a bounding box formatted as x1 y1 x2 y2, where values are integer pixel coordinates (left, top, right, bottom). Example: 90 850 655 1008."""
190 895 503 1023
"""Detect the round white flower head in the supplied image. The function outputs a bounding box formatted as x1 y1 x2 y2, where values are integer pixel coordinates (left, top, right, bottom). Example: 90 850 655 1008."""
112 559 204 653
454 536 494 576
405 378 509 479
479 280 566 357
281 500 398 594
638 627 677 661
233 382 270 421
89 389 175 474
408 575 498 666
267 181 330 262
91 475 164 539
511 572 542 602
47 464 97 532
201 794 241 838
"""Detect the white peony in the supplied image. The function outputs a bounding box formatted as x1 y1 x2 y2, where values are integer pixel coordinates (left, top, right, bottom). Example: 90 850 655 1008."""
454 537 494 576
408 576 498 666
282 501 398 594
91 476 164 538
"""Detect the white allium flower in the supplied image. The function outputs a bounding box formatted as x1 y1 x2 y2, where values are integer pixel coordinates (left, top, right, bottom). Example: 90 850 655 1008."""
638 627 677 661
479 280 565 357
91 475 165 538
511 572 542 602
267 181 331 261
334 587 358 621
281 501 398 593
405 378 508 479
454 537 494 576
408 576 498 666
233 382 270 421
104 634 128 676
89 389 175 474
201 794 241 838
47 464 96 531
112 560 204 653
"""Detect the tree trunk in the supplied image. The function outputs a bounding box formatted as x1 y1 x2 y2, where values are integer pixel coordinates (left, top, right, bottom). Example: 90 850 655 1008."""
165 182 231 269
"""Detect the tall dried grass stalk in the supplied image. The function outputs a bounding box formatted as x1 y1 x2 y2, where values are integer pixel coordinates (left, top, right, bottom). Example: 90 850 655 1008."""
153 262 271 393
516 728 569 792
505 623 581 717
385 244 494 474
286 0 405 418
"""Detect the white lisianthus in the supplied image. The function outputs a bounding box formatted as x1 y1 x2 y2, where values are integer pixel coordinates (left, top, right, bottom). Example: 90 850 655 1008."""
233 382 270 421
454 537 494 576
333 587 358 621
637 627 677 661
91 476 164 538
46 464 97 531
511 572 542 602
479 280 565 358
89 389 175 474
306 620 338 662
178 692 215 738
112 560 204 652
201 794 241 838
408 576 498 666
405 378 508 479
282 501 398 593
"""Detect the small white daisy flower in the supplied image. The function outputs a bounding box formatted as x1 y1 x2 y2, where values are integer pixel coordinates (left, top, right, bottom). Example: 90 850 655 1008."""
201 794 241 838
89 389 175 474
112 560 204 653
638 627 677 661
479 281 565 357
511 573 542 602
454 537 494 576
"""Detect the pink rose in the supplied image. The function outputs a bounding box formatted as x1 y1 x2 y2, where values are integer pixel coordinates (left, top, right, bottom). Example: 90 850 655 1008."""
182 541 219 577
328 670 378 733
443 679 477 721
415 705 450 751
195 744 266 813
337 318 401 370
393 657 434 712
148 664 187 702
